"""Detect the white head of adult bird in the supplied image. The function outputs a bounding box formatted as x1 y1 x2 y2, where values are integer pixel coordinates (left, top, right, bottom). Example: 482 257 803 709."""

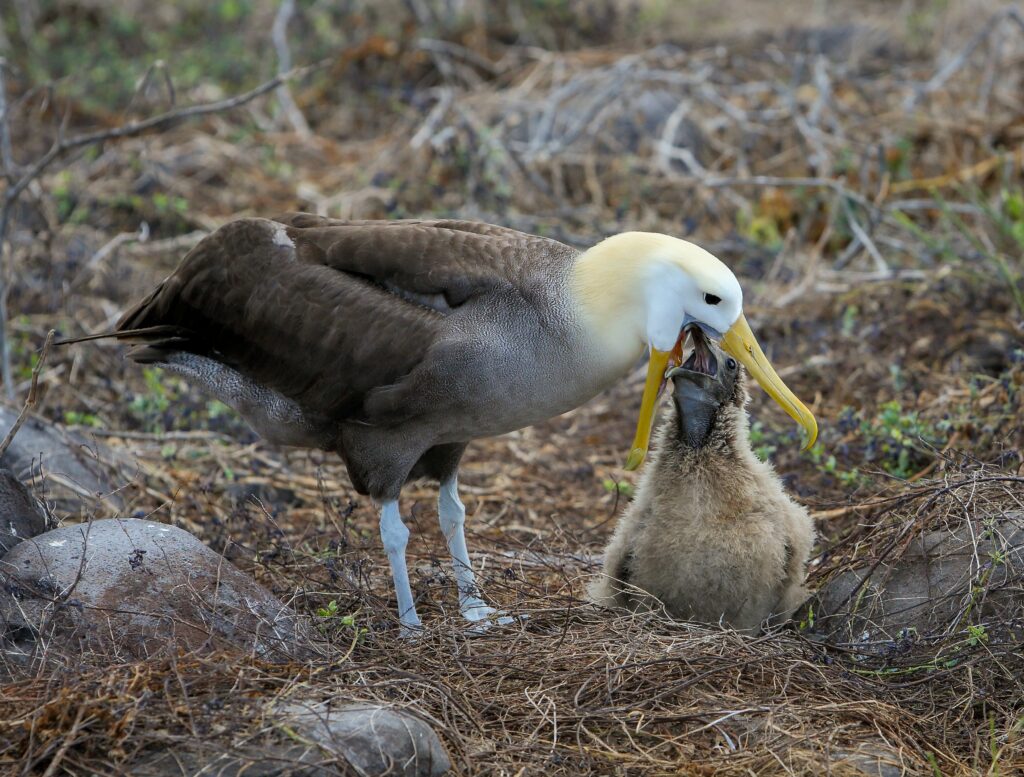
571 231 818 471
57 214 817 633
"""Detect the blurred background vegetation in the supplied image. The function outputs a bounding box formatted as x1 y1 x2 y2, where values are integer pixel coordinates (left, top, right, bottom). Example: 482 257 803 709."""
6 0 1021 499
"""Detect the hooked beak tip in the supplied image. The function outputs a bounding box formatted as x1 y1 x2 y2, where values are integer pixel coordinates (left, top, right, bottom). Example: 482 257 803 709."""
721 313 819 452
624 448 645 471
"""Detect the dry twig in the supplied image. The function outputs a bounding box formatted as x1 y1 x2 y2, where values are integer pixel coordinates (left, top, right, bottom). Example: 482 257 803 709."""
0 328 53 459
271 0 311 138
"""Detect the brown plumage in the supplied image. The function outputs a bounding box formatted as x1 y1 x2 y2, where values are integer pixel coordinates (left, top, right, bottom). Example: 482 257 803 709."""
111 214 587 497
590 335 815 633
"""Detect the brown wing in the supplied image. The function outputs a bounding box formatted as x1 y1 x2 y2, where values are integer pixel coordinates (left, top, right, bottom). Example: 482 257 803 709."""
273 212 561 309
116 215 571 422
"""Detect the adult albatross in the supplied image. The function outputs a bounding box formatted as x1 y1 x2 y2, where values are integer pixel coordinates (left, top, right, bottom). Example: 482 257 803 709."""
62 213 817 630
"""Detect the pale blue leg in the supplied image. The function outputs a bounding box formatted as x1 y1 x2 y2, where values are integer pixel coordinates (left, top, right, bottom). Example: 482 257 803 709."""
379 500 421 632
439 477 496 622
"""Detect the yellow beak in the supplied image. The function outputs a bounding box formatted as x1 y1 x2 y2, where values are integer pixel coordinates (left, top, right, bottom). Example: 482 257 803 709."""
625 344 678 471
720 313 818 450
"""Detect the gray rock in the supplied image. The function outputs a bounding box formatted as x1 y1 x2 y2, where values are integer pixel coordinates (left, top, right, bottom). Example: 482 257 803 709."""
277 702 451 777
828 742 908 777
0 406 131 516
0 518 311 661
127 702 451 777
0 468 48 556
805 516 1024 650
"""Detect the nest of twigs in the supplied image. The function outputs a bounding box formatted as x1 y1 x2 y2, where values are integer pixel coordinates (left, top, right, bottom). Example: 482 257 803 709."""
1 459 1021 775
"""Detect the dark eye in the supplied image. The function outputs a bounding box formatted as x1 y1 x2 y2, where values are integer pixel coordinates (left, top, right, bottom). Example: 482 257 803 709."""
726 357 737 371
704 293 721 305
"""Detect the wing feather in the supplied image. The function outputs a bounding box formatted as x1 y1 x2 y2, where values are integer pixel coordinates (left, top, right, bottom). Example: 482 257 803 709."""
274 212 564 309
115 215 575 423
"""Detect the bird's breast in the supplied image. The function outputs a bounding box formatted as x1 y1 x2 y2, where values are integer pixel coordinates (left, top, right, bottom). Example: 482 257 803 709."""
432 308 641 442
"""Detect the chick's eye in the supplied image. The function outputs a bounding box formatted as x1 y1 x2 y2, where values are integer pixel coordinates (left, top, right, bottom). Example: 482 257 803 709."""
726 357 737 371
704 293 721 305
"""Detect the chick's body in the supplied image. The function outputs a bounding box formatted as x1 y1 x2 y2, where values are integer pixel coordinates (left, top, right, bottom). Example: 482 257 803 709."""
591 355 815 633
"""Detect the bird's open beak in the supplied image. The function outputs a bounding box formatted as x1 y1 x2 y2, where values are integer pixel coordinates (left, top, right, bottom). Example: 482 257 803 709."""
720 313 818 450
625 335 685 471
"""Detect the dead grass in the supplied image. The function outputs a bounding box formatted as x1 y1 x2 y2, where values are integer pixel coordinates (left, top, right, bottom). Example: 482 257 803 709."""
1 468 1021 775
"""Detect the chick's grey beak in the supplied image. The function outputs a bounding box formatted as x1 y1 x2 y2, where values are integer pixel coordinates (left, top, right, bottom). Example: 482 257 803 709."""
669 368 721 449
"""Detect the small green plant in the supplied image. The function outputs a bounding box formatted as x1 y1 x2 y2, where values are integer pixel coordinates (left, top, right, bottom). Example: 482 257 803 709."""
315 602 368 651
316 600 340 619
898 626 919 641
738 209 783 250
206 400 231 419
151 192 189 215
840 304 858 337
602 478 634 498
63 410 102 428
748 421 777 462
857 400 941 479
797 603 814 630
129 367 172 430
989 547 1006 566
807 441 862 485
967 624 989 646
1004 188 1024 245
823 454 863 487
889 364 906 392
122 366 253 436
52 171 78 222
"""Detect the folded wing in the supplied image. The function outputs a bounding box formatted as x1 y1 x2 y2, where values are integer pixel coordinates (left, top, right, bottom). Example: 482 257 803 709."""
116 215 572 424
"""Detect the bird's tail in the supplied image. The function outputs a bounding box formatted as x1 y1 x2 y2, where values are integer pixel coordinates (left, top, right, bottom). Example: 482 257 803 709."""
54 325 183 347
55 324 200 366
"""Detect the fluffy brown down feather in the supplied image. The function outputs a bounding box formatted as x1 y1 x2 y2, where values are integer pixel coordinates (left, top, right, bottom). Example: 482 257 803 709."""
590 369 816 634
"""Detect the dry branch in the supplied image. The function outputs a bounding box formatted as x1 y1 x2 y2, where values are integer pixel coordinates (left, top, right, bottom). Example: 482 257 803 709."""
903 5 1024 110
0 328 53 459
1 61 323 210
271 0 311 138
0 60 326 400
67 223 151 293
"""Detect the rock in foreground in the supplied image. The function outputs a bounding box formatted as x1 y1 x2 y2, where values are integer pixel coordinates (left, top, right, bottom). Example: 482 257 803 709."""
0 518 311 662
805 516 1024 650
277 701 452 777
129 701 451 777
0 468 48 556
0 406 131 516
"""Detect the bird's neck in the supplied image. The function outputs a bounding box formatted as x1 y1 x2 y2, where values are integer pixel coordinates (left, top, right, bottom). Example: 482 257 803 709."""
652 404 760 509
569 232 679 367
665 403 752 468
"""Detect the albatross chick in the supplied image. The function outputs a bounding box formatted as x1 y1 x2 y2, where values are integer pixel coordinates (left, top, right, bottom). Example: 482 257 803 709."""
591 332 815 633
